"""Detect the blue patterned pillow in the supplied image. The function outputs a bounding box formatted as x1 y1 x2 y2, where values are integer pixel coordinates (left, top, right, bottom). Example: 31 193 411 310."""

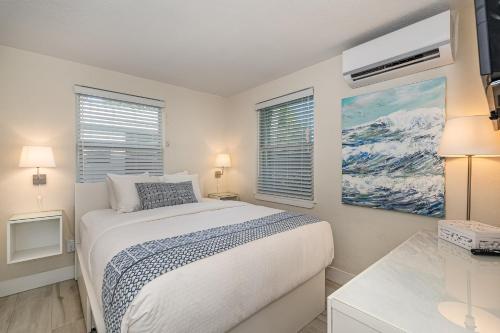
135 182 198 210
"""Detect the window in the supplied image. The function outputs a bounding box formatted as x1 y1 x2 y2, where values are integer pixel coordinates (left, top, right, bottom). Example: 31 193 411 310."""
256 88 314 208
75 86 165 183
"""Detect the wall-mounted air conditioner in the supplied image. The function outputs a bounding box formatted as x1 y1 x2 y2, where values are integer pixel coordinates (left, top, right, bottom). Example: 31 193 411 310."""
342 10 457 88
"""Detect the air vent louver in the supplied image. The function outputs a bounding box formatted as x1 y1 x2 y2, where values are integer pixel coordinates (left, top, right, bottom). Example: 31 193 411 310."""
351 49 440 81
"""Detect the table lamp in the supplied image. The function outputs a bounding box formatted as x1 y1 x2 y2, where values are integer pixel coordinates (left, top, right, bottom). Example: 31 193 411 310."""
19 145 56 210
214 153 231 193
438 115 500 220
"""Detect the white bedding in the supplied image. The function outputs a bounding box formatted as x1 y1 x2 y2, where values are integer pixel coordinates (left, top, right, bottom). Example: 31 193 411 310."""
80 199 334 333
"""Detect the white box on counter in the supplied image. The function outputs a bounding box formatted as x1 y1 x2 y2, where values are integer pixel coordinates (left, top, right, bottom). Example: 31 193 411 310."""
438 219 500 250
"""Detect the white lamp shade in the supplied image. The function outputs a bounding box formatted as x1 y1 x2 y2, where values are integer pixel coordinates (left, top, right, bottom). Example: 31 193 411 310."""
19 146 56 168
215 153 231 168
438 116 500 157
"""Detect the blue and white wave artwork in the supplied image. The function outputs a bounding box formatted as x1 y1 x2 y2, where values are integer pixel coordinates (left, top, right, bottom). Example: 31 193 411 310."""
341 78 446 217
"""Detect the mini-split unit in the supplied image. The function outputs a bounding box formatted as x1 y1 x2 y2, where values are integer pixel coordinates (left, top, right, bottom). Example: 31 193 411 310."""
342 10 456 88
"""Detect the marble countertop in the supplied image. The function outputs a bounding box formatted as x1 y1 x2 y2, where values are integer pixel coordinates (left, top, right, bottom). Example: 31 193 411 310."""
330 231 500 333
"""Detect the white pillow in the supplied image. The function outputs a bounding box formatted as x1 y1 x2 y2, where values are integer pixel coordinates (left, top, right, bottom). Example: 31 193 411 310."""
160 174 202 202
106 171 189 212
105 176 118 210
107 173 159 213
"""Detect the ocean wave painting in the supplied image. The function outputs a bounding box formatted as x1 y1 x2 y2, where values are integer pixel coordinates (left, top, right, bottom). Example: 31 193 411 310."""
341 78 446 217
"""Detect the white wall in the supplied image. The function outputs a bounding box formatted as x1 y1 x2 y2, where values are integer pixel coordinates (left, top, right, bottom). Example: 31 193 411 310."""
0 45 227 281
225 5 500 276
2 4 499 285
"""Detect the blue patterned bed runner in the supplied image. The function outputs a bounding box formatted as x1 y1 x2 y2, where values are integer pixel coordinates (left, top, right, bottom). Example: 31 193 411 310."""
102 211 321 332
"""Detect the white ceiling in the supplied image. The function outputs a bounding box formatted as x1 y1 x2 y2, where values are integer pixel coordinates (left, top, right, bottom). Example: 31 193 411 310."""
0 0 470 96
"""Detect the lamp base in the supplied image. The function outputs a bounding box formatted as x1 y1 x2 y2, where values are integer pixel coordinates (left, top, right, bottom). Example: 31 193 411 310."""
33 174 46 185
438 301 500 332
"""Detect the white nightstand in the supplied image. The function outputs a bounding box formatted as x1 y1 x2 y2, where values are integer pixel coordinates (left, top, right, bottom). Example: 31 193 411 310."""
208 192 240 201
7 210 63 264
327 231 500 333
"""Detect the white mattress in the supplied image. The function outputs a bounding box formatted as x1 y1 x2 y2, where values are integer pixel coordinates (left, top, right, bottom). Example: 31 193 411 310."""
80 199 334 333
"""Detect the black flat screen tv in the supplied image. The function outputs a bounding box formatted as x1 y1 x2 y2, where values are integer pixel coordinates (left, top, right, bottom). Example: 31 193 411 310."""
475 0 500 128
475 0 500 82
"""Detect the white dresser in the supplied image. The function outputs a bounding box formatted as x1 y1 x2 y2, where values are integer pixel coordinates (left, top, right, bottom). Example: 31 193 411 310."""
328 231 500 333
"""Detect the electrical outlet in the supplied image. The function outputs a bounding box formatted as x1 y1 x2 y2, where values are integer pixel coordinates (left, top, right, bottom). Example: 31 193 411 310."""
67 240 75 253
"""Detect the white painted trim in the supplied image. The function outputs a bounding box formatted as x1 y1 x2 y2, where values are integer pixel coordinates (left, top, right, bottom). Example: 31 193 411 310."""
254 193 315 208
74 85 165 108
326 265 355 286
255 87 313 110
0 265 74 297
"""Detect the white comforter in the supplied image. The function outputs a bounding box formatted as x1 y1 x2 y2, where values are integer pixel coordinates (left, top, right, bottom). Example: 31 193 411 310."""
80 199 334 333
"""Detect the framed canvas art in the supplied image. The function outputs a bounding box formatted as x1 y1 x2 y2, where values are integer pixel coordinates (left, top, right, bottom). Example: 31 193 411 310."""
341 77 446 217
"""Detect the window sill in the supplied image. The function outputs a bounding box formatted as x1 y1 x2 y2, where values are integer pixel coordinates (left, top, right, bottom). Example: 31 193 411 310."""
254 194 315 209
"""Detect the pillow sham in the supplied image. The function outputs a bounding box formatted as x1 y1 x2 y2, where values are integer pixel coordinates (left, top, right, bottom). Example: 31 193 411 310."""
135 182 198 210
105 176 118 210
107 173 158 213
106 171 189 212
159 174 202 201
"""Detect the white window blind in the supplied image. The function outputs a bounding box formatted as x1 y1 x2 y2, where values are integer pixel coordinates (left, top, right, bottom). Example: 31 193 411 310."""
256 88 314 205
75 86 165 183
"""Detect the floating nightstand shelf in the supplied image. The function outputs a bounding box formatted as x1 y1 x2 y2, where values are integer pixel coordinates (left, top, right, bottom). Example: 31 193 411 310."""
7 210 63 264
208 192 240 201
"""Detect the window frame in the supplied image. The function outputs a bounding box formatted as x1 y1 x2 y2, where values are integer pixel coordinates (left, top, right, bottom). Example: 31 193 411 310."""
254 87 315 208
74 85 165 183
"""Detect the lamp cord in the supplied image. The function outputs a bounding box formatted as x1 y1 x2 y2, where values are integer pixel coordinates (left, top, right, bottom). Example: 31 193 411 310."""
36 167 43 211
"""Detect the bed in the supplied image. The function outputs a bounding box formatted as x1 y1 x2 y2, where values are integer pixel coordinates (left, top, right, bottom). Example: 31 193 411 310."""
75 182 334 333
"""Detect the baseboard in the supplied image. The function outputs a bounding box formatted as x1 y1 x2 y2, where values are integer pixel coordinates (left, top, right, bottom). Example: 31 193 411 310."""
0 265 75 297
326 265 355 286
